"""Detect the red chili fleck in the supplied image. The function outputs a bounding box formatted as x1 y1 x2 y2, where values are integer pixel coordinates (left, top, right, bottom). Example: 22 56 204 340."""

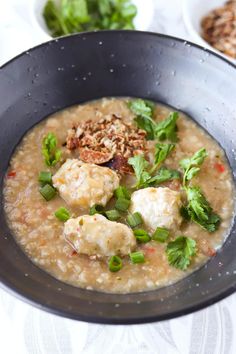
71 250 77 256
207 248 216 257
145 247 156 254
214 162 225 173
7 171 16 178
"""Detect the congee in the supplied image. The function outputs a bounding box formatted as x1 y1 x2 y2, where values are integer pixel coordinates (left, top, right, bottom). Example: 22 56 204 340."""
3 98 234 293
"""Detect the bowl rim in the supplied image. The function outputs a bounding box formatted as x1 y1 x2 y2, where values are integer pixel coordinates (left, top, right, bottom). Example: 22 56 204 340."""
2 30 236 72
0 30 236 324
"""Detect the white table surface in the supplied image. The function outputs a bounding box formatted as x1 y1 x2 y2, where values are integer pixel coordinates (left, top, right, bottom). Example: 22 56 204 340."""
0 1 235 353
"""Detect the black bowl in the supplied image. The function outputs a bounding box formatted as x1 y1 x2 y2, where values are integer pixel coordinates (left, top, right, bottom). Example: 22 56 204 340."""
0 31 235 324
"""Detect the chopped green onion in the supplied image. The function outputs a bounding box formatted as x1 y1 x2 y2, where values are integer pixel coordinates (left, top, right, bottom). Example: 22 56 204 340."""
89 204 104 216
114 186 131 200
108 255 122 272
39 184 56 201
55 207 70 222
133 229 151 243
38 171 52 186
152 227 169 243
42 132 61 167
129 251 145 264
115 197 130 212
127 212 143 228
105 209 121 221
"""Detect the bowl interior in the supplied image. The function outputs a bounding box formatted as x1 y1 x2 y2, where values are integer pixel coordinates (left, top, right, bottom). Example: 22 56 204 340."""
0 31 235 324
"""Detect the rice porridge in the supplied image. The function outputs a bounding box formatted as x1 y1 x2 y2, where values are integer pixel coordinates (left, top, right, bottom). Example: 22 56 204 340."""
3 98 234 293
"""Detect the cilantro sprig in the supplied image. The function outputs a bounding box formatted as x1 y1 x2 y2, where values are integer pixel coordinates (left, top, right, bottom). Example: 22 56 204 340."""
42 133 61 167
128 99 179 142
150 143 175 173
128 154 151 188
180 148 208 185
179 148 221 232
128 99 156 140
182 186 221 232
128 154 180 189
155 112 179 142
43 0 137 37
166 236 197 270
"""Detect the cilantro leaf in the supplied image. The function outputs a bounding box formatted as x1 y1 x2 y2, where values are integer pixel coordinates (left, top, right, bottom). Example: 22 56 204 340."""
150 143 175 173
128 154 180 189
155 112 179 142
43 1 65 36
128 99 179 142
166 236 197 270
128 99 156 140
180 148 208 185
128 99 155 119
148 167 180 185
184 186 221 232
134 116 155 140
128 154 151 188
42 133 61 167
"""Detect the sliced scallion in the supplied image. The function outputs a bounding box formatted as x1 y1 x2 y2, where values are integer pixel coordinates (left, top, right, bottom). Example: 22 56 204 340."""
127 212 143 228
129 251 145 264
108 255 122 272
89 204 104 216
152 227 169 243
115 197 130 212
39 184 56 201
133 229 151 243
55 207 70 222
105 210 121 221
114 186 131 200
38 171 52 186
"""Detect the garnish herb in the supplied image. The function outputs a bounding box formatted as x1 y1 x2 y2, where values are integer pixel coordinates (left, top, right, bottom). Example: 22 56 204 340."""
105 209 121 221
89 204 104 215
180 148 208 185
152 227 169 243
153 143 175 168
129 251 145 264
43 0 137 38
148 167 180 184
128 99 156 140
55 207 70 221
108 255 122 272
133 229 151 243
38 171 52 186
39 184 57 201
115 197 131 212
183 186 221 232
129 99 179 142
42 133 61 167
127 212 143 228
128 154 151 188
128 155 180 189
155 112 179 142
114 185 131 200
166 236 197 270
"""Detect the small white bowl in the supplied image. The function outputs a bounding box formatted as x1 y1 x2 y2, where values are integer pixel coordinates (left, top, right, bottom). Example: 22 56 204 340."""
182 0 234 61
30 0 155 41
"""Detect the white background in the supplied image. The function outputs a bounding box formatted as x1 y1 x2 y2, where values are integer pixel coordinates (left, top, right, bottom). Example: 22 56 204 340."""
0 1 235 353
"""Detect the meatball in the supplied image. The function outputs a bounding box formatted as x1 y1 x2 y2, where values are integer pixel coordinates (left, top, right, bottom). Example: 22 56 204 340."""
130 187 182 231
52 159 119 209
64 214 136 257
